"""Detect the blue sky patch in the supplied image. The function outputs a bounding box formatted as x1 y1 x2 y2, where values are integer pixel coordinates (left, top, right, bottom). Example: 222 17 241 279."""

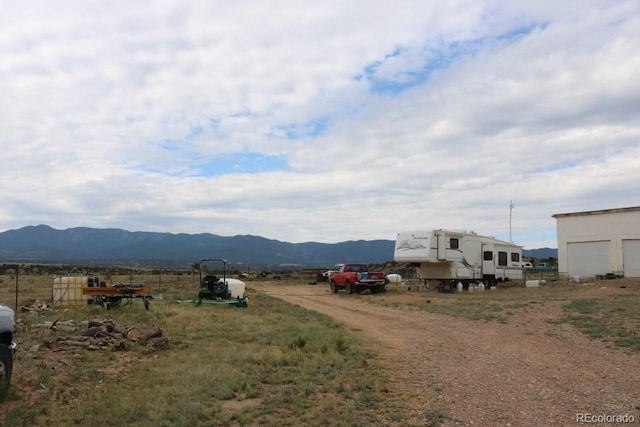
267 118 329 140
364 24 545 95
196 152 290 176
496 23 547 42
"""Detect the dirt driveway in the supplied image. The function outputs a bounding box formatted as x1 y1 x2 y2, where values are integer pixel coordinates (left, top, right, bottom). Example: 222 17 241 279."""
257 282 640 426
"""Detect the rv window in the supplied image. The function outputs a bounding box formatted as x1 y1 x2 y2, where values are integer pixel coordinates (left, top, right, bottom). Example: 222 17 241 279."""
450 238 459 249
483 251 493 261
511 253 520 262
498 251 508 266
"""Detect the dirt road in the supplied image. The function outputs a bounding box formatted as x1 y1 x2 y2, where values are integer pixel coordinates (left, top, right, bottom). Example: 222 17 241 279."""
258 283 640 426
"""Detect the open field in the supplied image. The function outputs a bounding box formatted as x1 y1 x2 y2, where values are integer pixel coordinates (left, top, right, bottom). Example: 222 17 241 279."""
255 277 640 426
2 271 640 426
1 272 409 426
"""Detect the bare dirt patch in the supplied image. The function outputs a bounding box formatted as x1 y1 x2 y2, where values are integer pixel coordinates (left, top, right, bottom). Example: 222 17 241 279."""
256 280 640 426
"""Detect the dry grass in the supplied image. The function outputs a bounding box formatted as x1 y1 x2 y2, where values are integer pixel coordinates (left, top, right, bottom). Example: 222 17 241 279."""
363 277 640 350
3 271 639 426
1 272 411 426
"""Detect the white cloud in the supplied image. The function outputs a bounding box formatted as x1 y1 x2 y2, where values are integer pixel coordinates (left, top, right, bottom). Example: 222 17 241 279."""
1 0 639 251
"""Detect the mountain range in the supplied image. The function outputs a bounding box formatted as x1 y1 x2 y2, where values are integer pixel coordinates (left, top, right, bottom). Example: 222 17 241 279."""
0 225 557 268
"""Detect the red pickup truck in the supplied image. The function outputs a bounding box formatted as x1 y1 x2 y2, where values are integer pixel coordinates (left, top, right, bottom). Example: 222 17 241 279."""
329 263 387 294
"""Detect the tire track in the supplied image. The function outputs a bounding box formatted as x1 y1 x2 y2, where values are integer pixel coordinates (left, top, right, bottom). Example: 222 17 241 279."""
258 284 640 426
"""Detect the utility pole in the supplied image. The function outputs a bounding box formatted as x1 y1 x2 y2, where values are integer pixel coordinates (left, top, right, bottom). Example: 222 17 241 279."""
509 200 514 243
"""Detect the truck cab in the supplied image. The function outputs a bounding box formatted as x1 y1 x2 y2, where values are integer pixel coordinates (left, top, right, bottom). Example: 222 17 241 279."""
329 263 387 294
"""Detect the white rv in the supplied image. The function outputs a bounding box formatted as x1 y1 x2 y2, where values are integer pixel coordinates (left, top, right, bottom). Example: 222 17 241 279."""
394 229 523 291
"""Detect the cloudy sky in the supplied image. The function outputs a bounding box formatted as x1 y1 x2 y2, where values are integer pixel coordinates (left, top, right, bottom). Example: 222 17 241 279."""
1 1 638 249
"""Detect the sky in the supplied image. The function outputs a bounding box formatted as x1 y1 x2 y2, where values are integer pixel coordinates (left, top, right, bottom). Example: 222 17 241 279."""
1 1 639 250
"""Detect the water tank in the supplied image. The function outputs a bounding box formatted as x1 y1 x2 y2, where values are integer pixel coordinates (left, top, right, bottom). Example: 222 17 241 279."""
386 274 402 284
223 279 246 298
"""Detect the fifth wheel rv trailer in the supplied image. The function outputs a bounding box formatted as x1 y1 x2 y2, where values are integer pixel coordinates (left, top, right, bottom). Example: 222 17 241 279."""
394 229 523 291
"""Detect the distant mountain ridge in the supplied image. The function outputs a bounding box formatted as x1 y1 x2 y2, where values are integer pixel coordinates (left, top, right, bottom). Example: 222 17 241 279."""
522 247 558 259
0 225 557 267
0 225 394 267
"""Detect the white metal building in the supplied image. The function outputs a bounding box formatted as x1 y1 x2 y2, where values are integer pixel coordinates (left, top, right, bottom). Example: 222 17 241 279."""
552 206 640 278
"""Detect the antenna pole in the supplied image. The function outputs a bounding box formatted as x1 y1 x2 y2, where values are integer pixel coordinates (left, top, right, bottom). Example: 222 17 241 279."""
509 200 514 243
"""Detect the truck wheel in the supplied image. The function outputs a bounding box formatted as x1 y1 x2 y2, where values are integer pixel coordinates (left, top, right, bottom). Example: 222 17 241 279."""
0 343 12 397
330 281 337 293
345 281 353 295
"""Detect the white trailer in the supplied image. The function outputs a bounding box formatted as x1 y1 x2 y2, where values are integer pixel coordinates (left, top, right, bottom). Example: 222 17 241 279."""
394 229 523 291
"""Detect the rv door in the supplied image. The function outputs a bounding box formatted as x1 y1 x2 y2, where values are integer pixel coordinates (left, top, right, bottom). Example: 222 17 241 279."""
481 244 495 276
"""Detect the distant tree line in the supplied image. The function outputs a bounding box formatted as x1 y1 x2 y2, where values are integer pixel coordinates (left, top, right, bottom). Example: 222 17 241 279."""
0 263 195 277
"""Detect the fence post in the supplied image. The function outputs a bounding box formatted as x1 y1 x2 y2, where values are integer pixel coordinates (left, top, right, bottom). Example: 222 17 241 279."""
14 264 19 311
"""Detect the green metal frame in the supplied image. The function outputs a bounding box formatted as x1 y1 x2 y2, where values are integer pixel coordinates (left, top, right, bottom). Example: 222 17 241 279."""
178 258 248 307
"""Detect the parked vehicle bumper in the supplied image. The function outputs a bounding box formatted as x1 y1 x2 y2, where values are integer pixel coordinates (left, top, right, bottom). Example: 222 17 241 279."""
356 280 386 287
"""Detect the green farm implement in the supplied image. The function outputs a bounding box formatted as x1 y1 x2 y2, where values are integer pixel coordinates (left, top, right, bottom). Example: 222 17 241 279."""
179 258 248 307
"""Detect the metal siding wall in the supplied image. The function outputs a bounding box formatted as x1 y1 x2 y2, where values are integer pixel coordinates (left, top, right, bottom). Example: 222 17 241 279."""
622 239 640 277
555 209 640 277
567 241 611 277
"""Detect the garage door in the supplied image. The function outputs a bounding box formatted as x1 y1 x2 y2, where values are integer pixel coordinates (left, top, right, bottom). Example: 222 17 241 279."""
623 239 640 277
567 241 610 277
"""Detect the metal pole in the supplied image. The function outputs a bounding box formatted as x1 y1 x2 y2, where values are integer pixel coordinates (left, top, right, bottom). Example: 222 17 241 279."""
198 258 227 284
14 264 19 311
509 200 514 243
